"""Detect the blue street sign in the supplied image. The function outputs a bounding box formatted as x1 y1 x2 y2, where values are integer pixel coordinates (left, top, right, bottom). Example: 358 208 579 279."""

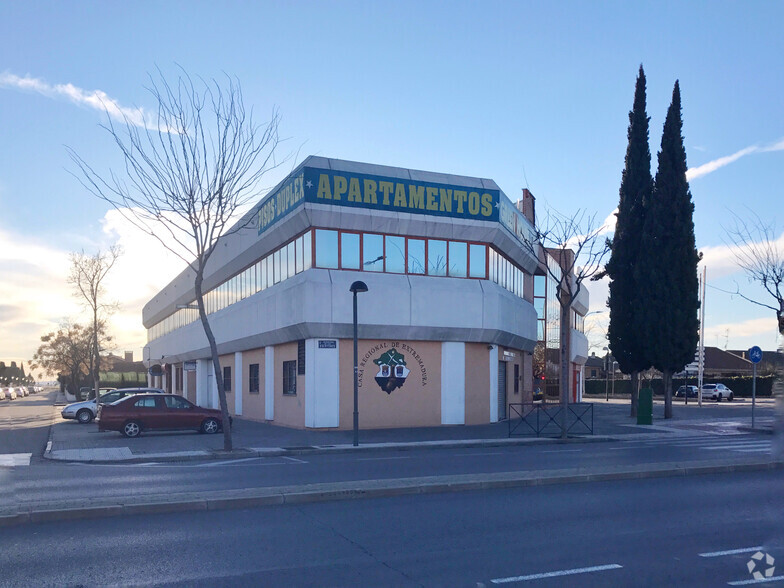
748 345 763 364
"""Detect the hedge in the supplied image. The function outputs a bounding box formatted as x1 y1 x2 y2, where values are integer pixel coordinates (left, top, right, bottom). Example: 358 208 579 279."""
584 376 776 398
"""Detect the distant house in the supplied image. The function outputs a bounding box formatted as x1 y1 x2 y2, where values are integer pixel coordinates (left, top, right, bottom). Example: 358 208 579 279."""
728 348 783 375
585 353 607 379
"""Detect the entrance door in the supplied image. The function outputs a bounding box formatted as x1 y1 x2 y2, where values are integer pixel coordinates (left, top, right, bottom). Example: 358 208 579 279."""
498 361 507 420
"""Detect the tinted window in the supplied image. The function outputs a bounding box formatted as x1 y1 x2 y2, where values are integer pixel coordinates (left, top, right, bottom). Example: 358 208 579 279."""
363 234 384 271
315 229 338 269
164 396 191 409
134 397 158 408
385 236 405 273
341 232 360 270
408 238 425 274
448 241 467 277
428 239 447 276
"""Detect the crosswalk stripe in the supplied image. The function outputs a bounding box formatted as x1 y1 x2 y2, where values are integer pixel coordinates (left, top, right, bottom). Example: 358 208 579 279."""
0 453 32 466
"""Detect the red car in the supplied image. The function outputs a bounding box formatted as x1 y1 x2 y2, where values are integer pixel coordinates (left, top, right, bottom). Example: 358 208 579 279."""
97 393 229 438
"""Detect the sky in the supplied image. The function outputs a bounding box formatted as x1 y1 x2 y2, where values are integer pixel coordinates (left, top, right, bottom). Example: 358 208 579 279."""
0 1 782 375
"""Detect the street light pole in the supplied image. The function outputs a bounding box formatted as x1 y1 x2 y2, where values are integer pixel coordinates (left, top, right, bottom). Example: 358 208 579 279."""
603 347 609 401
350 280 368 447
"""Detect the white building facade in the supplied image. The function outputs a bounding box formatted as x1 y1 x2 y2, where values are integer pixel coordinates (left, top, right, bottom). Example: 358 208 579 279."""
143 156 588 428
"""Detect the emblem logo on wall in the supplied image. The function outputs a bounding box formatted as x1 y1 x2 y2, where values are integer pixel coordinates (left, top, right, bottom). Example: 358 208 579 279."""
373 349 411 394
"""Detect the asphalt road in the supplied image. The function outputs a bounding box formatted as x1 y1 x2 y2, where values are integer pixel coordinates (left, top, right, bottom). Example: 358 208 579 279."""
0 388 54 456
1 470 781 587
5 428 779 511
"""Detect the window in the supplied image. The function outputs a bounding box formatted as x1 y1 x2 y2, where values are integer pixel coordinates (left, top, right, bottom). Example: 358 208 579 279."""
283 360 297 395
341 232 360 270
469 244 486 278
448 241 467 277
223 366 232 392
363 233 384 271
315 229 338 268
287 241 296 279
164 396 191 409
408 238 425 274
249 364 260 394
385 235 405 273
298 340 306 375
428 239 447 276
303 230 312 270
134 397 158 408
175 367 183 392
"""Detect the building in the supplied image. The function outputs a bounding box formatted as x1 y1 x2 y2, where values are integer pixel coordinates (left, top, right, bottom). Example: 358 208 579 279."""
143 156 589 428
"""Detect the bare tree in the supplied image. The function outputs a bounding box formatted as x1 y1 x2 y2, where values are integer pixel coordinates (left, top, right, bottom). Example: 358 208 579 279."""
69 246 121 401
726 213 784 336
69 69 283 451
522 208 610 437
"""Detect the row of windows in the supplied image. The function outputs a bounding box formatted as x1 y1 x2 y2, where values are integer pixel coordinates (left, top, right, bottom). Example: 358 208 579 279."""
147 231 313 341
148 228 529 342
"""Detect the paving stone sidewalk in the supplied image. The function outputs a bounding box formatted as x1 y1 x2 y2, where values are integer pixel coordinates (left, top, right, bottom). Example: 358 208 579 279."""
46 391 779 463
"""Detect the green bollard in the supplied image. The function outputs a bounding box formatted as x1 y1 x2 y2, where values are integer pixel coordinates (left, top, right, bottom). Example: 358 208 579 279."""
637 388 653 425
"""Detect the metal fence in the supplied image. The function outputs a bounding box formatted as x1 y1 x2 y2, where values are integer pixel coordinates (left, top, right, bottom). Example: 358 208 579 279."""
508 402 594 437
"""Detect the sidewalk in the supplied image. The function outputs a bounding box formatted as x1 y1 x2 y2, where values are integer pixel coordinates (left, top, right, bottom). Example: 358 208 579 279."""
45 392 779 463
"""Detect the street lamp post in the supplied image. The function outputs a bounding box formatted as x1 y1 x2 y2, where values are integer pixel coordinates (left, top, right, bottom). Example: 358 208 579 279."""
603 346 610 401
350 280 368 447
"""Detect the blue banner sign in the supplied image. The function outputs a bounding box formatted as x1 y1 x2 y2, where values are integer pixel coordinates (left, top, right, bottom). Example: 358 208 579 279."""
258 166 501 235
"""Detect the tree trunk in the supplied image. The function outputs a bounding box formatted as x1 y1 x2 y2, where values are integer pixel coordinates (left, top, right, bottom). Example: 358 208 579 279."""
93 306 100 404
195 271 233 451
630 370 639 418
559 299 571 439
663 368 673 419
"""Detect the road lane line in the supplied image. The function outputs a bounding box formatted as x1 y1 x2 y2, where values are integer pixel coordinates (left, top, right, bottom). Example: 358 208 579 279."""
699 546 764 557
282 456 308 463
541 449 583 453
490 563 622 583
357 456 413 461
453 452 509 457
728 575 784 585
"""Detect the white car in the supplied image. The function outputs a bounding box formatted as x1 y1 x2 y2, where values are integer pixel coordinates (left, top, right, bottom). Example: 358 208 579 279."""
701 383 734 402
61 387 164 423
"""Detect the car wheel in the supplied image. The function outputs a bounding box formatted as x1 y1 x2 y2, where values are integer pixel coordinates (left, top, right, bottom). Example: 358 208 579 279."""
716 393 721 402
123 420 141 438
76 409 93 424
728 393 734 402
201 418 219 434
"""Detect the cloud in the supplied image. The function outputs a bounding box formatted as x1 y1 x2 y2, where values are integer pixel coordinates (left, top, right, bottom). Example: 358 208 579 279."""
686 137 784 181
0 72 152 129
0 209 187 367
686 145 759 180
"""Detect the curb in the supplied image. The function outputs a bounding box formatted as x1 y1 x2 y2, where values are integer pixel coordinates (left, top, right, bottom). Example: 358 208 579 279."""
4 458 781 528
41 434 618 464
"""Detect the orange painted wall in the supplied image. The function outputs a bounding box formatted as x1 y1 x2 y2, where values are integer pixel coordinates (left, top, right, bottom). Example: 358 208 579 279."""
218 354 236 415
241 348 266 421
274 341 305 428
465 343 490 424
340 339 442 429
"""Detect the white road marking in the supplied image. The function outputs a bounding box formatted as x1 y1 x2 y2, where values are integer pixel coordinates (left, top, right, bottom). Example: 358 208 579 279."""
541 449 583 453
699 546 764 558
357 456 413 461
0 453 32 466
282 456 308 463
490 564 622 583
453 452 510 457
728 575 784 585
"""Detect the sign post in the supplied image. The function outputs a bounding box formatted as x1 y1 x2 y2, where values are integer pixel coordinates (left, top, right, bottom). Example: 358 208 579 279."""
748 345 763 428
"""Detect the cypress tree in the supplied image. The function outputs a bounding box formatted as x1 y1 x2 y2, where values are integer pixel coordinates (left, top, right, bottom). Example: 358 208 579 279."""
606 65 653 417
638 80 700 418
